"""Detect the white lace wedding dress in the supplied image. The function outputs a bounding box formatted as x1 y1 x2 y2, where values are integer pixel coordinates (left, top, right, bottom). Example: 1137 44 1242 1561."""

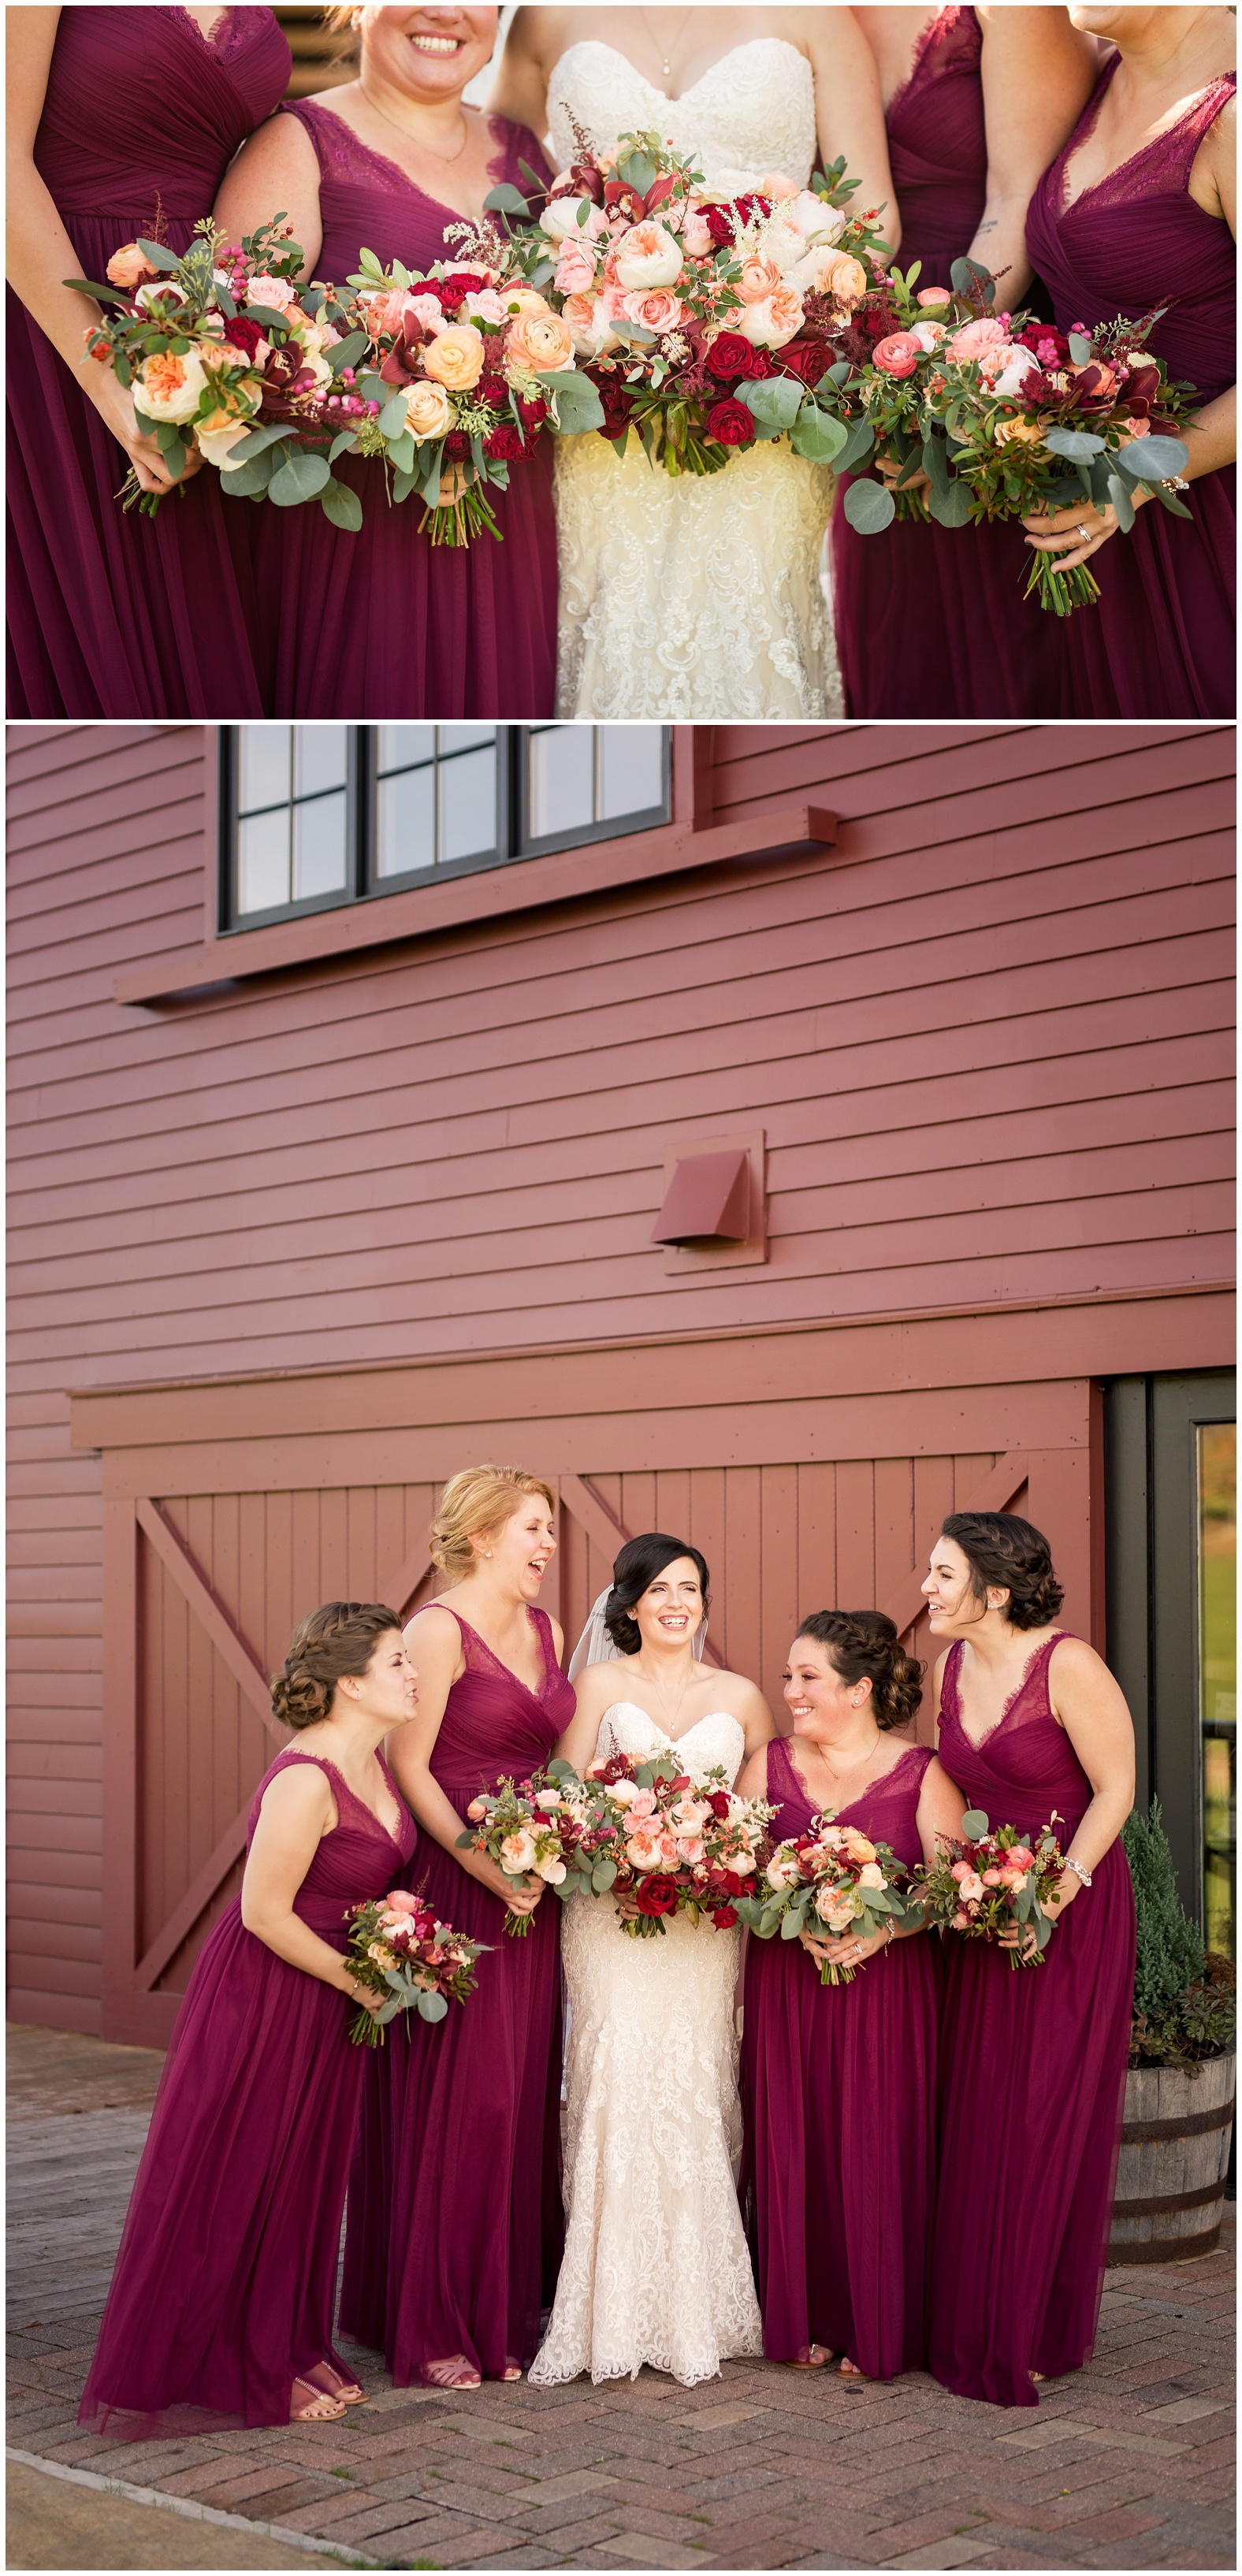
528 1701 763 2388
546 39 843 719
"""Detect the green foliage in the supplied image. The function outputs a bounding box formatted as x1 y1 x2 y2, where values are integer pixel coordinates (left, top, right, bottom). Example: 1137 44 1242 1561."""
1122 1802 1236 2066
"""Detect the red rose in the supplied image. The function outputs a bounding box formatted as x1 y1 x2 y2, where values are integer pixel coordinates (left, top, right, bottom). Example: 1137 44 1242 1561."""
705 333 775 384
703 193 772 247
636 1874 680 1918
477 374 508 406
708 1792 731 1820
705 398 755 448
436 269 487 311
710 1904 738 1929
222 314 265 359
444 431 469 459
777 334 831 388
516 394 548 432
484 424 526 459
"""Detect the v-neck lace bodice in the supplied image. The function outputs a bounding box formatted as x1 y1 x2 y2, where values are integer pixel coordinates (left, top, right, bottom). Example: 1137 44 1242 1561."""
937 1634 1096 1838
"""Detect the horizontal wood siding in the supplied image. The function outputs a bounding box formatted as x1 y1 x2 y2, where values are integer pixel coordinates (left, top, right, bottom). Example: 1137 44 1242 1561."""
8 720 1234 2031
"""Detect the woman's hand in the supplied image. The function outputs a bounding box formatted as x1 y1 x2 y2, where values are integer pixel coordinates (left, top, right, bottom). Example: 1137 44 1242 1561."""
996 1869 1079 1955
876 452 931 498
464 1850 544 1914
86 363 203 493
800 1922 893 1971
342 1972 386 2019
1022 490 1147 574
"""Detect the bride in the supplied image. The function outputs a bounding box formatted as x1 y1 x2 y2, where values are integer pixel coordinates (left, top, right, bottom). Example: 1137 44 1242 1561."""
529 1533 774 2388
490 5 899 719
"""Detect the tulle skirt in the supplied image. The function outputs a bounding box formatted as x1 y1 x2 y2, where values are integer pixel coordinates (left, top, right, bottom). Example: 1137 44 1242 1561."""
831 481 1065 719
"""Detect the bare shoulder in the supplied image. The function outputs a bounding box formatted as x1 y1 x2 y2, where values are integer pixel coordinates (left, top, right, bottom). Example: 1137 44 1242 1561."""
709 1668 772 1724
256 1757 334 1827
404 1600 465 1656
735 1742 771 1801
509 6 577 69
573 1658 630 1706
231 102 315 170
1047 1632 1105 1682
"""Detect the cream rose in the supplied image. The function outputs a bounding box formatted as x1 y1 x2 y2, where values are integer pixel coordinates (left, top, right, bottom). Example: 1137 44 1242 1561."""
735 283 804 349
541 194 593 243
787 188 847 247
535 1856 567 1884
611 220 683 291
857 1862 886 1890
199 416 255 470
404 379 453 441
246 273 297 311
136 348 207 422
500 1829 537 1873
422 323 485 390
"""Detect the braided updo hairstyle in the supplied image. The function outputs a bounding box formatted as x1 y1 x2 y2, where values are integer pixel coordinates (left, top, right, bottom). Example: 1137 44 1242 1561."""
604 1533 711 1656
270 1601 402 1730
795 1610 924 1732
939 1511 1065 1630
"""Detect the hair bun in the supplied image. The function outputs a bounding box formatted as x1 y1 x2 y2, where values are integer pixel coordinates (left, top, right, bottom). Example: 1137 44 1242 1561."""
270 1601 402 1731
795 1608 924 1731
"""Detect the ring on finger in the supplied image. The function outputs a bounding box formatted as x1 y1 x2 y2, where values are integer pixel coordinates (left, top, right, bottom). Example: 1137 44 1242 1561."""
1076 522 1091 541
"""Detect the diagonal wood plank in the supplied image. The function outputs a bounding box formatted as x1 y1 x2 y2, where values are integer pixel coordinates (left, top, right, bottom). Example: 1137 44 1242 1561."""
134 1807 249 1992
381 1552 436 1623
135 1496 284 1745
879 1452 1030 1641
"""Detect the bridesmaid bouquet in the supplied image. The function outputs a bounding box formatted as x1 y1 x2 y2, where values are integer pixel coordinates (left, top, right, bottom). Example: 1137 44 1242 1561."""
733 1814 916 1985
343 1890 486 2045
69 215 370 529
815 256 1195 611
917 1809 1065 1968
486 128 891 476
456 1775 577 1935
542 1753 775 1939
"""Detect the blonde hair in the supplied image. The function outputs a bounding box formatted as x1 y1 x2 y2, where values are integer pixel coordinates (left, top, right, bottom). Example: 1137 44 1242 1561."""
429 1466 556 1583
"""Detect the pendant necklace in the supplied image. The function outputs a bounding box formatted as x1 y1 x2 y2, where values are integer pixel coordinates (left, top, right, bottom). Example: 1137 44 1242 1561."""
360 81 472 164
639 7 693 83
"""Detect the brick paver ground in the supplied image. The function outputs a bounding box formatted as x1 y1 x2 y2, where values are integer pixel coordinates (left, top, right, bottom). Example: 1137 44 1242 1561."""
7 2026 1235 2572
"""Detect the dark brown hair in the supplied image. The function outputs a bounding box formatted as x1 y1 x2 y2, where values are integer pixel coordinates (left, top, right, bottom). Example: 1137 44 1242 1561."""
271 1601 401 1730
939 1511 1065 1630
605 1533 711 1656
794 1609 924 1732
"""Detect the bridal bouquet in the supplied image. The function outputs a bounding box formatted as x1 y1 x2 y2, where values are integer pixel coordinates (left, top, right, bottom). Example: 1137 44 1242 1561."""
543 1753 775 1939
733 1814 917 1985
816 255 1195 611
456 1775 575 1935
486 131 891 475
343 1889 486 2045
916 1809 1065 1968
69 215 370 528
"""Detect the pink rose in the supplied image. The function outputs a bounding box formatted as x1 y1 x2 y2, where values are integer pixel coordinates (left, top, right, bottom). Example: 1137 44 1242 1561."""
1124 414 1151 437
917 286 952 309
755 171 798 201
872 330 924 378
982 1868 1004 1886
680 208 716 258
948 316 1009 362
611 220 683 291
627 1787 658 1822
622 288 683 331
466 1797 487 1820
554 241 597 296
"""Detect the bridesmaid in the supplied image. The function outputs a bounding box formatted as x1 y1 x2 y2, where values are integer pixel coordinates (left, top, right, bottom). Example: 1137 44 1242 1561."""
1022 5 1235 718
79 1604 418 2434
340 1466 571 2389
738 1612 965 2381
925 1513 1136 2408
7 3 290 718
214 4 557 717
832 6 1098 717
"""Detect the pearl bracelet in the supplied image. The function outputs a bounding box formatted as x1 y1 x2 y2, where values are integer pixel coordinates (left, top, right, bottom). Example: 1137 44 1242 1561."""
1064 1856 1092 1889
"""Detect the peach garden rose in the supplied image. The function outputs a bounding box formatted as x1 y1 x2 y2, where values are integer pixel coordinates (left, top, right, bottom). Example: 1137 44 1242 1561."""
421 322 485 390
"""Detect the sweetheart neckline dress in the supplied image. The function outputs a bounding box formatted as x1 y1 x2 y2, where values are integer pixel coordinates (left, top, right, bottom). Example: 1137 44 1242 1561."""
545 39 842 721
528 1696 764 2387
78 1749 416 2435
739 1737 939 2377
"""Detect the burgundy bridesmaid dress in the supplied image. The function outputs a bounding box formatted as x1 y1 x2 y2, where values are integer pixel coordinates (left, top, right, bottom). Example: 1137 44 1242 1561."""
340 1607 571 2383
7 4 289 718
1024 58 1236 719
78 1750 417 2437
739 1737 940 2379
929 1636 1136 2408
248 102 558 717
831 4 1063 719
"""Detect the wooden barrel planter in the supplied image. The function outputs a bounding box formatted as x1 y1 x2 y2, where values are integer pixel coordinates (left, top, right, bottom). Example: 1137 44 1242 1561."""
1109 2051 1236 2263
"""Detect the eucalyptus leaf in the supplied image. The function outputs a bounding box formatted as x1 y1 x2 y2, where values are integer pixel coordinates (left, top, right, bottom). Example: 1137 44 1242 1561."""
244 303 297 333
538 369 605 433
378 391 412 441
826 359 852 386
1067 332 1093 366
593 1857 618 1893
484 182 534 215
1043 426 1106 461
374 1997 402 2024
742 374 805 432
218 447 278 497
416 1989 449 2022
617 147 658 197
63 276 130 305
519 159 549 196
385 429 416 475
949 255 990 294
928 479 972 530
136 238 183 274
226 422 292 463
790 406 848 465
328 429 359 463
269 450 332 506
922 433 951 495
1147 484 1193 519
328 331 368 376
392 468 419 504
960 1809 990 1839
319 477 363 532
842 477 896 534
779 1909 806 1939
1088 455 1114 511
1117 433 1188 483
835 418 877 475
213 285 238 322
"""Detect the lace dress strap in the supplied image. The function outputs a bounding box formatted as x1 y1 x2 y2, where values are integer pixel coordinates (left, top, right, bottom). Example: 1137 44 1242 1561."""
893 4 980 111
1061 57 1236 211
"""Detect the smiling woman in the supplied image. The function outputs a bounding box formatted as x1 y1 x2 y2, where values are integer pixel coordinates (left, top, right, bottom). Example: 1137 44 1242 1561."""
340 1466 573 2388
213 6 560 716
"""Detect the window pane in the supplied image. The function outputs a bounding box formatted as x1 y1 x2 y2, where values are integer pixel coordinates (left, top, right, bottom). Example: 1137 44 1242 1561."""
441 724 497 754
441 745 497 863
1199 1422 1236 1959
378 725 435 776
599 724 663 821
377 766 435 875
529 725 594 840
293 791 348 898
238 726 291 816
296 727 348 798
237 807 290 914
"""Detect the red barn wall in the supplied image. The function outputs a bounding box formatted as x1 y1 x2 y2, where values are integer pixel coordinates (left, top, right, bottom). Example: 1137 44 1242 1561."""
8 720 1235 2037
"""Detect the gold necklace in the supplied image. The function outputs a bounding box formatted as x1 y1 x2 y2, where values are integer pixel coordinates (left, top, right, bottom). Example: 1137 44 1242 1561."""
812 1730 886 1801
638 6 694 83
359 79 473 165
